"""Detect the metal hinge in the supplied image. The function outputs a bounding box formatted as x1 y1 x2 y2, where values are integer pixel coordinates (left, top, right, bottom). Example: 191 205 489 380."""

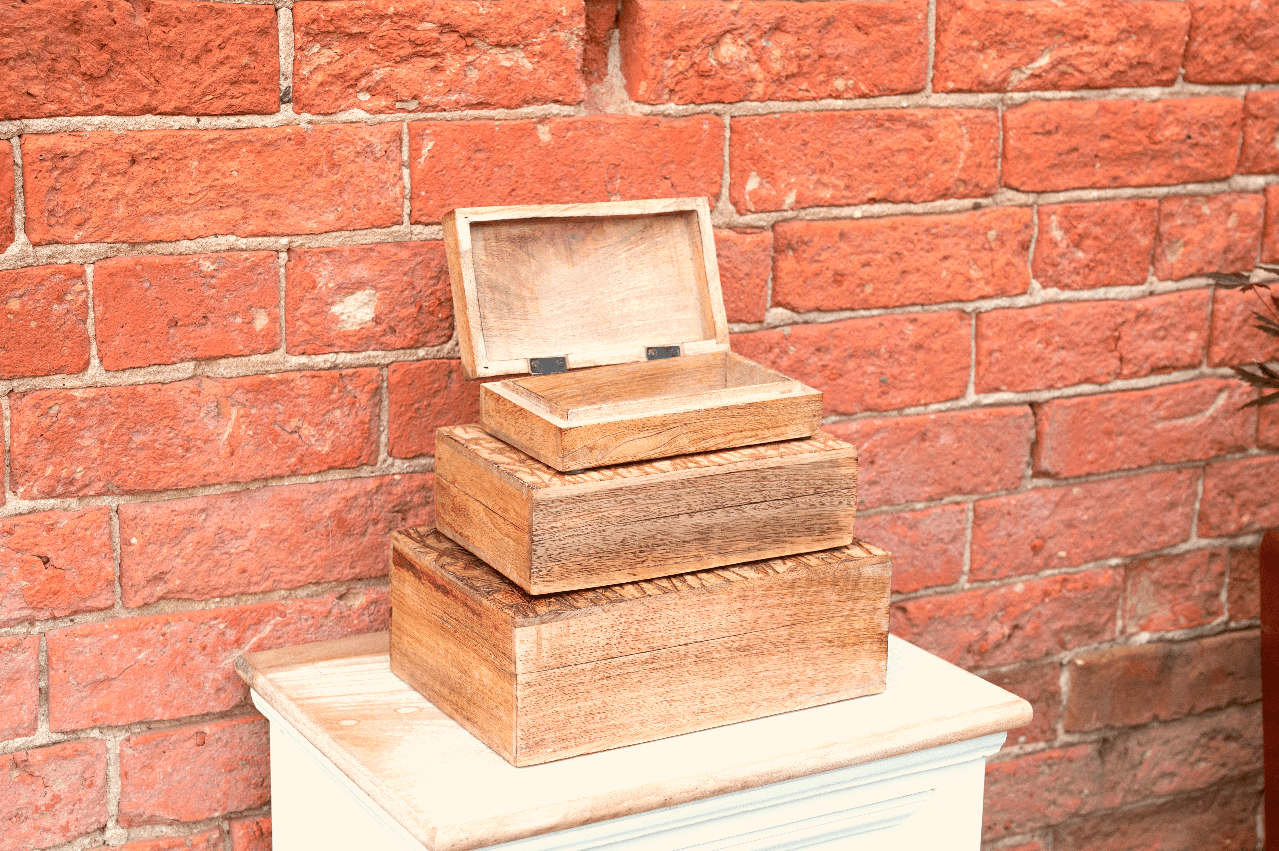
646 345 681 361
529 356 568 375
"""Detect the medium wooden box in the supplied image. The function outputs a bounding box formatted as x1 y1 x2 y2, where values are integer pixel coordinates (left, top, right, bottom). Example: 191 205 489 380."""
435 424 858 594
389 528 892 767
443 197 823 471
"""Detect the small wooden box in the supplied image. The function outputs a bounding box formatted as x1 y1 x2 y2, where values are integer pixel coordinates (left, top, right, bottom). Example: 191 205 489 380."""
443 197 823 471
435 424 858 594
389 528 892 767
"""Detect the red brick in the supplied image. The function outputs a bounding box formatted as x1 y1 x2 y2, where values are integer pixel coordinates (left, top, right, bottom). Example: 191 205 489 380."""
990 842 1048 851
11 370 379 499
773 208 1032 312
829 406 1032 508
1033 200 1158 291
1208 284 1279 367
1199 455 1279 537
732 312 970 415
408 116 722 223
1124 548 1227 634
1033 379 1256 478
0 635 38 740
120 473 434 606
0 140 12 251
731 109 998 213
24 125 402 245
1101 703 1263 807
583 0 617 86
714 229 771 324
0 264 90 379
120 828 223 851
1259 404 1279 447
853 505 966 594
388 360 483 458
1229 546 1260 621
1002 98 1243 191
983 745 1102 839
976 290 1210 393
292 0 583 114
47 588 389 730
0 507 114 627
892 569 1121 669
934 0 1188 92
982 661 1060 746
1184 0 1279 83
0 740 107 851
971 470 1198 581
1063 630 1261 730
619 0 925 104
1266 185 1279 262
94 252 279 371
120 716 269 826
1155 193 1265 280
1240 91 1279 174
286 242 451 355
230 817 271 851
0 0 277 119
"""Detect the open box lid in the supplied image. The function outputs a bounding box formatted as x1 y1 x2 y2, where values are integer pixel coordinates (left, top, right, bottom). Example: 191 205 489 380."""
443 197 730 379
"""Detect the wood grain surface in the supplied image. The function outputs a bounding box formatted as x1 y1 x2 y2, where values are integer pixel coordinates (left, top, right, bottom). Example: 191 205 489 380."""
433 426 858 593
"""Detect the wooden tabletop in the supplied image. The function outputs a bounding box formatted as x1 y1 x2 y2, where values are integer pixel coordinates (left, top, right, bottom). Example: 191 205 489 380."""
237 633 1031 851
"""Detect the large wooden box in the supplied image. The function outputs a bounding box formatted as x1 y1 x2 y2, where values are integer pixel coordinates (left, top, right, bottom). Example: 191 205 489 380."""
443 197 823 471
435 424 858 594
389 528 892 767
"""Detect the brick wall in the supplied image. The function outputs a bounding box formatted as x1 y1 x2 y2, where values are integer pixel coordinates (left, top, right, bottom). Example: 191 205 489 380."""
0 0 1272 848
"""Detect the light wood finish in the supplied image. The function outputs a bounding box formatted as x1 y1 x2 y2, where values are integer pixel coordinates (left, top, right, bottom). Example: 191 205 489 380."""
434 424 858 593
238 632 1033 851
388 528 891 767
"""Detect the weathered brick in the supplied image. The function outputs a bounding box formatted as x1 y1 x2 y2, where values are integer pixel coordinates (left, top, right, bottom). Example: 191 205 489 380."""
583 0 617 86
970 470 1198 581
730 109 999 213
983 745 1102 839
120 716 269 827
0 740 107 851
934 0 1188 92
1033 379 1256 478
1124 548 1227 634
976 290 1210 393
1208 284 1279 367
230 817 271 851
732 312 971 415
387 360 482 458
1240 91 1279 174
1063 630 1261 730
1266 185 1279 262
408 116 723 223
47 587 389 730
94 252 280 371
0 140 12 251
1228 546 1260 621
772 208 1032 312
24 125 403 244
0 264 90 379
983 661 1061 746
891 569 1121 669
1199 455 1279 537
853 505 966 594
1052 779 1262 851
1259 404 1279 448
120 473 434 606
714 229 771 324
286 242 452 355
0 507 114 627
11 370 379 499
1002 98 1243 191
120 828 224 851
619 0 926 103
0 635 38 740
0 0 278 120
1033 200 1157 291
829 406 1032 508
1184 0 1279 83
292 0 584 114
1154 193 1265 280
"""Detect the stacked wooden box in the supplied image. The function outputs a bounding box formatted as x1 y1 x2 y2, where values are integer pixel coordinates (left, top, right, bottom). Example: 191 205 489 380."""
389 198 894 767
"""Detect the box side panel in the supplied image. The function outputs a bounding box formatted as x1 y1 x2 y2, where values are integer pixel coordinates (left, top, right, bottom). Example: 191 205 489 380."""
481 384 568 471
